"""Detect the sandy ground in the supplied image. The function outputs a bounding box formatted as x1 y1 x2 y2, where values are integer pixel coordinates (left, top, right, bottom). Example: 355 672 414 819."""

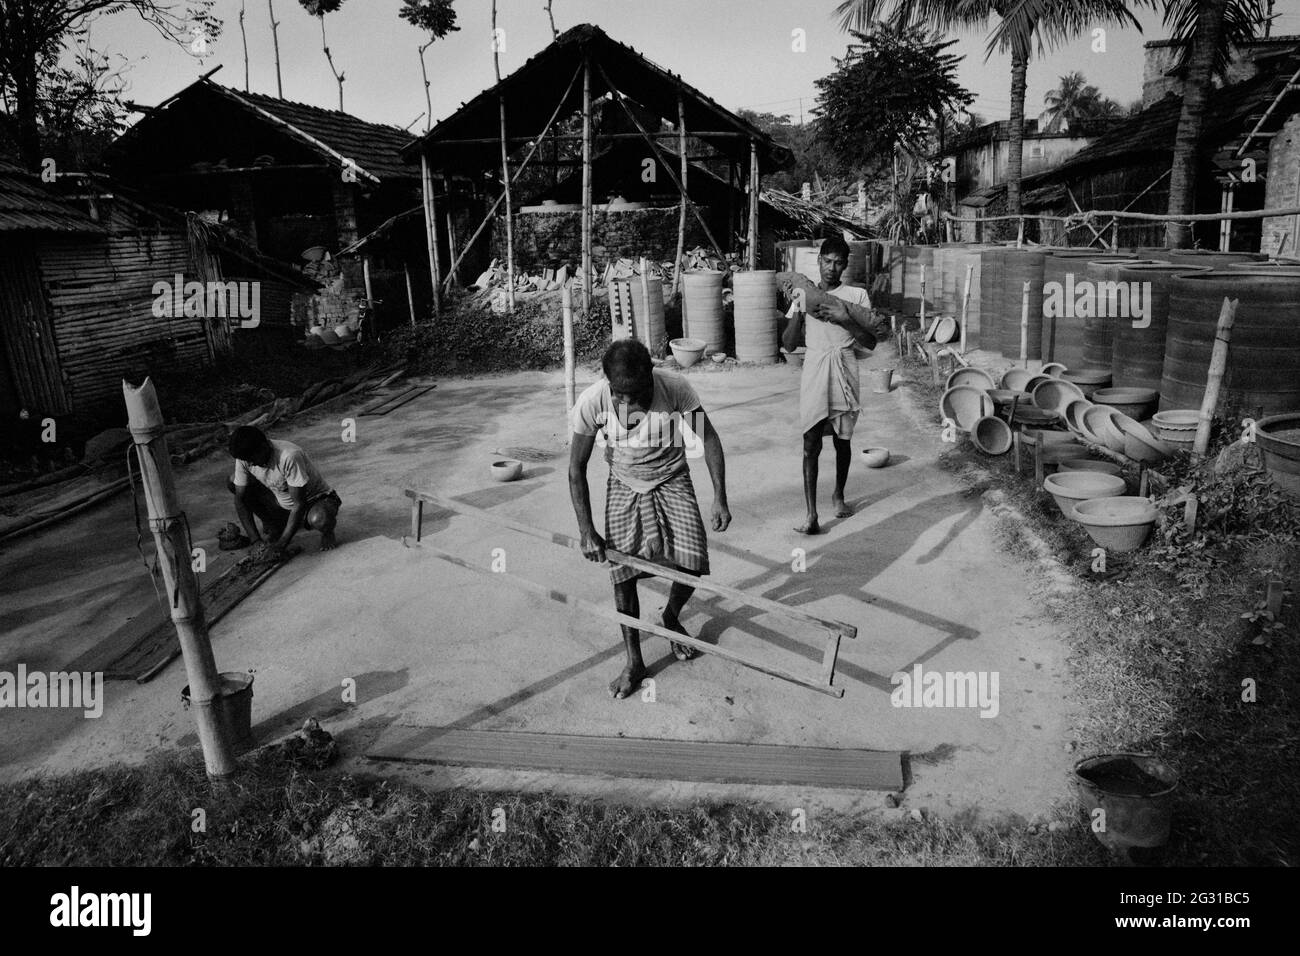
0 344 1076 822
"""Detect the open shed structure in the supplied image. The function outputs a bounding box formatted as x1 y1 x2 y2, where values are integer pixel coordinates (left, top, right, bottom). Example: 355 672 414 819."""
401 23 793 313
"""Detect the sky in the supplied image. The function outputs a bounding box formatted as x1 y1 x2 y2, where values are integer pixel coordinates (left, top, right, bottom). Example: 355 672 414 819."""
88 0 1300 133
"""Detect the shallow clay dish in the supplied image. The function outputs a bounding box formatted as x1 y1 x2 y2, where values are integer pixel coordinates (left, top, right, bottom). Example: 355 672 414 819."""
940 385 994 431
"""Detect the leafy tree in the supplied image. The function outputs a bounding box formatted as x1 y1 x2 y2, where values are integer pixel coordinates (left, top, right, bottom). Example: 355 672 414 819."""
813 26 972 173
735 109 843 194
0 0 220 169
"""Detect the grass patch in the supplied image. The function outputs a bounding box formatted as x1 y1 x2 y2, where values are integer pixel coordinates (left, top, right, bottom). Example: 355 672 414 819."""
0 747 1102 866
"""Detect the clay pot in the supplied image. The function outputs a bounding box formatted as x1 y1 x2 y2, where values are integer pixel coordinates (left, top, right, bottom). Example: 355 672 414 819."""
1001 368 1037 391
1255 413 1300 498
1070 495 1158 552
1063 398 1093 434
1041 362 1068 377
670 337 707 368
860 447 890 468
1094 386 1158 421
972 416 1013 455
491 459 523 482
1059 459 1123 477
1062 368 1112 398
1119 418 1172 463
1082 405 1128 453
1043 471 1128 517
1032 378 1086 417
989 388 1031 408
1074 753 1178 854
945 367 995 391
940 385 994 431
711 352 727 364
1151 409 1200 442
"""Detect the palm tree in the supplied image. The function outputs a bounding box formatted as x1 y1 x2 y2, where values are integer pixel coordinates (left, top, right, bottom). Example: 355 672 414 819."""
835 1 1140 226
992 0 1268 247
1042 71 1123 132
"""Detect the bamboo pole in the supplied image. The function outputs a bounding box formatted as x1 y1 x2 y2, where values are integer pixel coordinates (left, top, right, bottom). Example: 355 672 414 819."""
673 92 688 299
123 377 237 779
445 206 460 287
1020 280 1030 368
421 154 442 317
562 283 576 412
267 0 283 98
404 263 417 326
747 138 759 269
959 262 973 354
581 56 593 316
492 1 513 311
1193 296 1239 459
362 255 374 310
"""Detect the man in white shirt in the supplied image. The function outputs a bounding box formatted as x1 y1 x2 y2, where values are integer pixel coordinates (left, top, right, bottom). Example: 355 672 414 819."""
227 426 340 556
569 339 731 699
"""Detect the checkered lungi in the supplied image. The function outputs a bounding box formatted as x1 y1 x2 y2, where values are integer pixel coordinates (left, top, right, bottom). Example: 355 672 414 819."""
604 468 710 585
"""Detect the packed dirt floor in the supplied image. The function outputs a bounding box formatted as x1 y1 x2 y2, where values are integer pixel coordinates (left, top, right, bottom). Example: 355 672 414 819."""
0 343 1076 822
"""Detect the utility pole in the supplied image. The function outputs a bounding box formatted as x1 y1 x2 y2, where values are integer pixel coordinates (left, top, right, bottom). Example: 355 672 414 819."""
123 378 238 780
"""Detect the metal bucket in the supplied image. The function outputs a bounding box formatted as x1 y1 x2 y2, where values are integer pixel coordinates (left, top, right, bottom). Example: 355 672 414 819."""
182 671 255 747
867 367 894 394
1073 752 1178 853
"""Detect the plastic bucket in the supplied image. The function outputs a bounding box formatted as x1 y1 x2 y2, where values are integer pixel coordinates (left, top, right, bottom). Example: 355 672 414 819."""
182 671 255 746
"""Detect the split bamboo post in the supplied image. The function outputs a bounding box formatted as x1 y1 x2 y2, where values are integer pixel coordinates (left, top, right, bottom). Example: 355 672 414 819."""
747 138 759 269
673 92 688 299
445 206 460 287
420 155 442 317
1020 280 1030 368
562 283 576 412
959 262 973 353
362 256 375 311
1017 217 1025 246
1193 296 1239 459
404 263 417 326
123 378 237 779
581 57 593 316
497 97 515 312
919 268 926 329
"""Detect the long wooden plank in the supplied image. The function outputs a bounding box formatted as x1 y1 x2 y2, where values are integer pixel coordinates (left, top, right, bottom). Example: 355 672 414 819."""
417 543 842 697
367 726 904 790
405 489 856 640
358 383 437 417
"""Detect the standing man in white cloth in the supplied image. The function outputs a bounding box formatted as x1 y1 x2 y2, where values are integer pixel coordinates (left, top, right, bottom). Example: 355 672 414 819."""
781 235 885 535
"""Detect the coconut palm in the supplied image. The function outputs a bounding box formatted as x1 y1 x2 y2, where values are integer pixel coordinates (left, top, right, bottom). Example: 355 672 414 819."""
990 0 1269 247
834 0 1141 225
1042 71 1123 132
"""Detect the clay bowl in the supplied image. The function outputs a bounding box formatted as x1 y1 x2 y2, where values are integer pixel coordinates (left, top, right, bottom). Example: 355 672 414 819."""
945 366 996 391
1041 362 1069 378
1023 374 1054 394
1083 405 1128 453
1033 378 1086 417
710 352 727 364
860 447 891 468
782 346 807 368
491 459 523 482
670 337 707 369
1043 471 1128 518
1256 413 1300 498
1058 459 1124 477
933 316 958 344
989 388 1030 408
1093 386 1159 421
940 385 994 432
1151 409 1200 442
1061 369 1112 398
1071 495 1158 552
972 416 1013 455
1119 418 1173 464
1001 368 1038 391
1063 398 1093 435
1006 405 1059 428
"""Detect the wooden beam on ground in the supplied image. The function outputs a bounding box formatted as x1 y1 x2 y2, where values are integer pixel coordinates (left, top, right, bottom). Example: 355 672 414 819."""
405 489 857 641
416 541 844 697
366 726 905 790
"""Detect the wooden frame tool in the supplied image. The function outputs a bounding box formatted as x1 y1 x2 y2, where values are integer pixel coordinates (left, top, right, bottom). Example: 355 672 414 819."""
404 489 857 697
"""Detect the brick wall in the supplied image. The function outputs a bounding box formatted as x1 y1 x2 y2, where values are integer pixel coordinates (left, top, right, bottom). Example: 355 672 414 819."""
490 206 708 273
1263 112 1300 257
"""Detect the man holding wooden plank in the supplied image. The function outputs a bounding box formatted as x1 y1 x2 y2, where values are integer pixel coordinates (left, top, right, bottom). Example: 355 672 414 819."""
780 236 887 535
569 339 731 700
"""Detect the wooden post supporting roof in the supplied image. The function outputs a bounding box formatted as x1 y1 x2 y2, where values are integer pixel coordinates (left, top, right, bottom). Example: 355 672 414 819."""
581 56 593 315
747 138 759 269
421 155 442 317
673 92 688 298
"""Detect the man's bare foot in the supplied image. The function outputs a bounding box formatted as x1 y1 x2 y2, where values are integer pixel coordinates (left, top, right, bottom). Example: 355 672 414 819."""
661 611 700 661
832 495 853 518
794 515 822 534
320 531 337 552
608 663 647 700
